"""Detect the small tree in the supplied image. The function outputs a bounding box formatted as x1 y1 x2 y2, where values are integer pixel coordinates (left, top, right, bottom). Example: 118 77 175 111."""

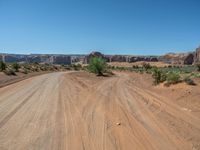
142 62 152 71
0 61 6 71
88 57 107 76
12 62 20 72
152 68 166 85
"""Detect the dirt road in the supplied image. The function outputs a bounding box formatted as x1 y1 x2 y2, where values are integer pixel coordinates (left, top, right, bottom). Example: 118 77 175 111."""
0 71 200 150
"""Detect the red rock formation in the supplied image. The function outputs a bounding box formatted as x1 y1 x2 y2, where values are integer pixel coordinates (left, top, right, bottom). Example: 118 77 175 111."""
84 51 106 63
159 52 194 65
110 55 127 62
194 47 200 63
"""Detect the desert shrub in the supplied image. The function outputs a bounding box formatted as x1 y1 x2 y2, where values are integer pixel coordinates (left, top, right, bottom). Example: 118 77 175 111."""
24 64 31 70
132 65 139 69
120 67 125 71
72 64 82 71
0 61 6 71
152 69 167 85
193 73 200 78
166 72 181 85
82 66 88 71
109 66 115 69
21 69 28 74
105 69 114 76
88 57 107 76
184 77 196 85
30 66 38 71
142 63 152 71
40 65 48 71
3 69 16 75
168 65 172 68
12 63 20 72
66 67 72 70
146 70 152 74
48 66 54 71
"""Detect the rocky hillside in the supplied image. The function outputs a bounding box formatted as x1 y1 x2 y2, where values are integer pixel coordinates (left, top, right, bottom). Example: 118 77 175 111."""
158 52 195 65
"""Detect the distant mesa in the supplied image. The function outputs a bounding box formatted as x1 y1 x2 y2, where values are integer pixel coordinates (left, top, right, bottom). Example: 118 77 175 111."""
0 46 200 65
84 51 158 63
0 54 71 65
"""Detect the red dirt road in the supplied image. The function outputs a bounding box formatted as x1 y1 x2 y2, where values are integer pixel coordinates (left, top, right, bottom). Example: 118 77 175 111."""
0 72 200 150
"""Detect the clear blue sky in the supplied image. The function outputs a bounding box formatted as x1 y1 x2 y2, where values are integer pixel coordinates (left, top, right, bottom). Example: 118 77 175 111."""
0 0 200 55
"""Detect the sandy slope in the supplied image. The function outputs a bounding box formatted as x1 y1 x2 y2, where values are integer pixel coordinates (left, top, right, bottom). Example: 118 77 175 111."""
0 71 200 150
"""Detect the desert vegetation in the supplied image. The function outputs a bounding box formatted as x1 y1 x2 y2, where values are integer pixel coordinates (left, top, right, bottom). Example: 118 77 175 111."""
108 63 198 86
87 57 107 76
12 62 20 72
152 68 167 85
0 61 6 71
0 62 74 76
196 62 200 71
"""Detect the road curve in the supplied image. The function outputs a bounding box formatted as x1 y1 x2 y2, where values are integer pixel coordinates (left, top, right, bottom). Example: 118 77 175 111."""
0 72 200 150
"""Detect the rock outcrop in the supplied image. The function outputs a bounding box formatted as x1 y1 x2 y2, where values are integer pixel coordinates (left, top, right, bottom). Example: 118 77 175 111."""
110 55 127 62
84 51 106 63
159 52 194 65
128 56 158 62
88 51 104 59
194 47 200 63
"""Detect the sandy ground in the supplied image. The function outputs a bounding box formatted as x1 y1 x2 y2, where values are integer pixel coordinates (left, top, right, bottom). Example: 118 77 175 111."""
0 71 200 150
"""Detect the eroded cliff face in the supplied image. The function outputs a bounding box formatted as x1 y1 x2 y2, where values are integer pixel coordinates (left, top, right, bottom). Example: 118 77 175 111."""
158 52 194 65
84 52 159 63
0 54 71 65
2 47 199 65
84 51 105 63
110 55 127 62
194 47 200 63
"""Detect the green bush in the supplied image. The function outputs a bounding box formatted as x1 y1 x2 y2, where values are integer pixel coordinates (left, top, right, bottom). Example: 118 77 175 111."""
3 69 16 76
184 77 196 85
12 63 20 72
21 69 28 74
72 64 82 71
88 57 107 76
0 61 6 71
168 65 172 68
142 63 152 71
152 69 167 85
109 66 115 69
166 72 180 85
132 65 139 69
193 73 200 78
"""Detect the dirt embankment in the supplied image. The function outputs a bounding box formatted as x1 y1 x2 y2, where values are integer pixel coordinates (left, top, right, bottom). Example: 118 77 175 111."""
0 71 57 88
0 71 200 150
